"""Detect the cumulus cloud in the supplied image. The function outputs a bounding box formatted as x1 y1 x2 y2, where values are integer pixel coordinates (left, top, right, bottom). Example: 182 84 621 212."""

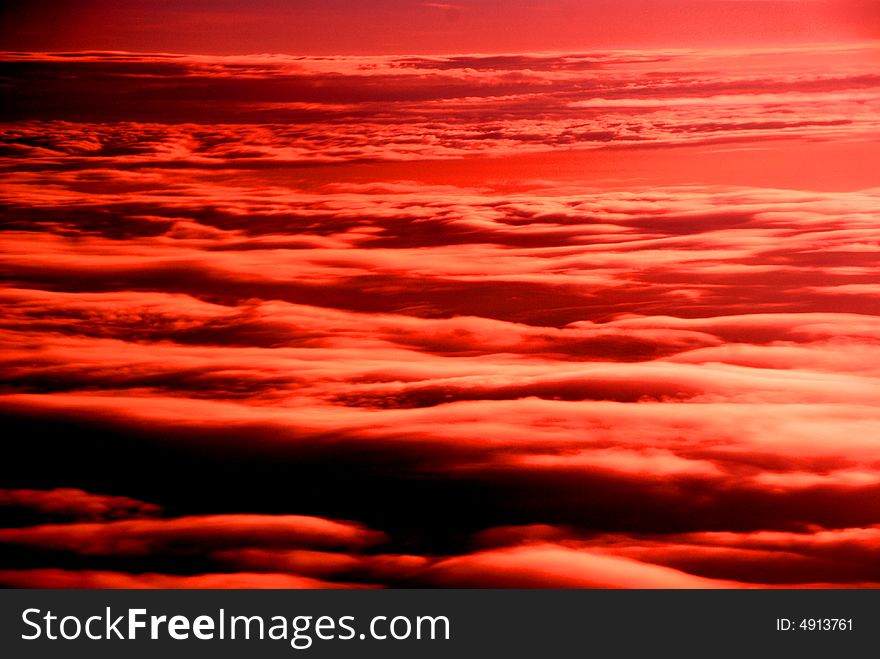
472 524 880 587
419 544 742 588
2 41 879 588
5 489 879 588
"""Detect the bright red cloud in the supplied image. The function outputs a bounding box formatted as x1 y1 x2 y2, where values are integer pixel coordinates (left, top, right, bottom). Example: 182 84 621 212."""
2 7 879 589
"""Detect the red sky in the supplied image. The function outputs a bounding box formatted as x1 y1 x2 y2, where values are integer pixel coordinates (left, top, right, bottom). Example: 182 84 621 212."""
1 1 880 589
2 0 878 54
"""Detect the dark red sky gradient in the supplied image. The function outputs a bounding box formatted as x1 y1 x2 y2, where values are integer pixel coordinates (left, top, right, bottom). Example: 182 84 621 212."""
1 2 880 589
2 0 878 54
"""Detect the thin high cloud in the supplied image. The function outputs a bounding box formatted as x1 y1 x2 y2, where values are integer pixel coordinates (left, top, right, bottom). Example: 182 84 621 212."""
2 45 878 163
0 488 160 523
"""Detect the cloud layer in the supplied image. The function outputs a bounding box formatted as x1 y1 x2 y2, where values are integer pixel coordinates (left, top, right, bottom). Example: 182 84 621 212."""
2 43 879 587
